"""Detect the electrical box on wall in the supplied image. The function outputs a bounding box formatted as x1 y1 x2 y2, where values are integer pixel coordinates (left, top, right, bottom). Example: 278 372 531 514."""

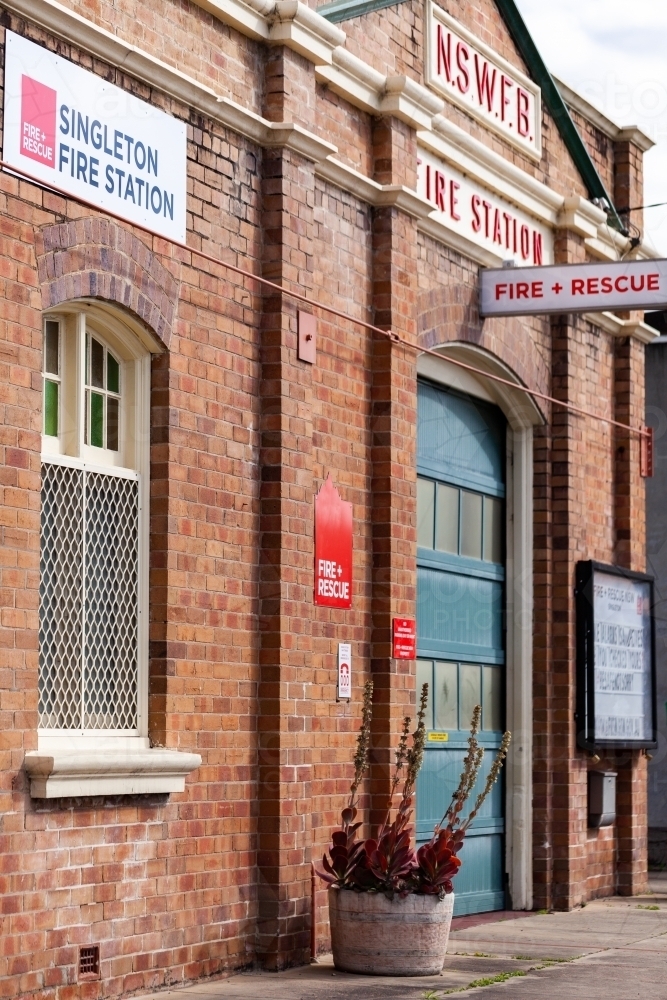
588 770 617 828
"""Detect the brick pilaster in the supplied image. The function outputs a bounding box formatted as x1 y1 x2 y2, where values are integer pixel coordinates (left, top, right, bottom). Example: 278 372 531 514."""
256 45 316 969
369 118 418 829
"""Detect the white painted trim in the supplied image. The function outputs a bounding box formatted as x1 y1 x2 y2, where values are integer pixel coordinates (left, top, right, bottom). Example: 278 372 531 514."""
582 312 661 343
555 76 654 152
504 425 534 911
417 344 538 912
4 0 655 265
24 746 202 797
424 0 542 162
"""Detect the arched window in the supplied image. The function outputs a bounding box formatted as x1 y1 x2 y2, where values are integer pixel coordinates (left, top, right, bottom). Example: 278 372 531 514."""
39 306 150 738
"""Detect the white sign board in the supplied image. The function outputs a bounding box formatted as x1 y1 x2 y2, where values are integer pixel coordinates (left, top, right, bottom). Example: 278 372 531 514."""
338 643 352 700
425 2 541 161
593 570 653 742
417 148 552 265
480 259 667 317
3 31 187 242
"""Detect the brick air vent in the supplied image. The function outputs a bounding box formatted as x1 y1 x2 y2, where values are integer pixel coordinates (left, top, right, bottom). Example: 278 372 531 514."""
79 946 100 980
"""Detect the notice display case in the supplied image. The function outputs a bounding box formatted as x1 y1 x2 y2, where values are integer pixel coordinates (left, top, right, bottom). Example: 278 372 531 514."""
576 561 657 751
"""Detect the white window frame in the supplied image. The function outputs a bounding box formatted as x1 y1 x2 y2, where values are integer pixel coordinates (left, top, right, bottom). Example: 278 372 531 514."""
38 306 151 752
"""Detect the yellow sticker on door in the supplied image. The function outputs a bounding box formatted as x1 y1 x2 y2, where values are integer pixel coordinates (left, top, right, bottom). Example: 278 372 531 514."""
427 732 449 742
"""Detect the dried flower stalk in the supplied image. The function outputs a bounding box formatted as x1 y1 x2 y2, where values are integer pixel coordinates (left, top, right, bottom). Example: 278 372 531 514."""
348 679 374 809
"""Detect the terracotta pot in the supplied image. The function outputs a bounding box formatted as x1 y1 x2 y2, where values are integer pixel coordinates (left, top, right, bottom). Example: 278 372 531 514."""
328 887 455 976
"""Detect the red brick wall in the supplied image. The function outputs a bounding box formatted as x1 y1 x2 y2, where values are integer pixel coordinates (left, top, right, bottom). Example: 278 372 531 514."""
0 0 651 996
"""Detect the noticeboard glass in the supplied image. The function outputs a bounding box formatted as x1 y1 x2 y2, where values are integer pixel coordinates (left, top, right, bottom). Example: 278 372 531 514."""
576 561 656 750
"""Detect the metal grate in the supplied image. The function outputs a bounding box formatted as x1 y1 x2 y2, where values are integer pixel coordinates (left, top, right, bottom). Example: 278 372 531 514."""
79 945 100 979
39 463 139 731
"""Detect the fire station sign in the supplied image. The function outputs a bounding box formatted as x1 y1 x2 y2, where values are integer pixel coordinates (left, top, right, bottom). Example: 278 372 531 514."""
480 259 667 317
417 148 551 266
576 561 656 751
314 476 353 609
425 2 541 160
3 31 187 242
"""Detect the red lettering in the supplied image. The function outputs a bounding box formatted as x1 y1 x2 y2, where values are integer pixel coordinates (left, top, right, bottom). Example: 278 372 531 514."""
517 87 530 137
572 279 585 295
471 194 482 232
435 171 446 212
648 274 660 291
493 209 502 244
503 212 512 249
516 282 529 299
520 225 530 259
456 42 470 93
425 163 431 201
601 276 613 293
495 283 508 301
615 276 628 292
474 54 497 112
450 181 461 221
532 281 543 299
501 75 513 122
631 274 646 292
513 219 518 255
437 25 452 81
482 200 492 238
587 278 599 295
533 232 543 265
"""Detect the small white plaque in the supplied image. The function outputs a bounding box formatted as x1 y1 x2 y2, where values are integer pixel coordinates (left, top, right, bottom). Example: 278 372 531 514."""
338 643 352 700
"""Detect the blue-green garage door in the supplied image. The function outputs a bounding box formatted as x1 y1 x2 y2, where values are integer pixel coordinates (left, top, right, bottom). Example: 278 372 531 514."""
416 379 506 917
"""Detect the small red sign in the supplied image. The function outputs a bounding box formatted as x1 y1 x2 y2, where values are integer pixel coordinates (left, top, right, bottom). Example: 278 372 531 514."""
393 618 416 660
314 476 352 609
21 74 56 167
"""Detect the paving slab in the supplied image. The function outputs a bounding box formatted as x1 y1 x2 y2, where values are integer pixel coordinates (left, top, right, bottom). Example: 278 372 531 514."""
136 876 667 1000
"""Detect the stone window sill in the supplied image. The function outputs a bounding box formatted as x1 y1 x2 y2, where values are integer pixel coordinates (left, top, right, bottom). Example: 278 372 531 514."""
24 746 201 798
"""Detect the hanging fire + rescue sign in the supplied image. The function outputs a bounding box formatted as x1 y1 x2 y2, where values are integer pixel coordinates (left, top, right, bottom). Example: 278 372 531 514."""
314 476 353 609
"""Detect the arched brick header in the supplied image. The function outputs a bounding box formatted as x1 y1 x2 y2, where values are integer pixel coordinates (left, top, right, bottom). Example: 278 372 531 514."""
417 281 550 407
35 218 179 349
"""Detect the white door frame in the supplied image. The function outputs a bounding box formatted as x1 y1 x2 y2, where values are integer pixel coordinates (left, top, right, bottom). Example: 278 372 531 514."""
417 343 543 911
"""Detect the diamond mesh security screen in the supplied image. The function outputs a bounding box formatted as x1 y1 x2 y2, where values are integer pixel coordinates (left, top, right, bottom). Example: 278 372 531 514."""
39 462 139 731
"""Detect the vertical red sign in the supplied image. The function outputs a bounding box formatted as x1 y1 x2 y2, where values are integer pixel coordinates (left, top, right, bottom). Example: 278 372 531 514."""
20 74 56 167
393 618 416 659
314 475 352 609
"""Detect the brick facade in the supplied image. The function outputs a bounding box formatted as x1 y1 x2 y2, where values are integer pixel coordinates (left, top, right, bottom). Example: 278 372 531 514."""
0 0 653 997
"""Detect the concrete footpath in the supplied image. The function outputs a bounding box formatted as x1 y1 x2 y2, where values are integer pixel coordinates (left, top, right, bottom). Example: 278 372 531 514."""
139 874 667 1000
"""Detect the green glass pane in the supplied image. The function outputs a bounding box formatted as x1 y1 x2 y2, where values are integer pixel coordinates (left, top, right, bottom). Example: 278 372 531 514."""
107 397 119 451
44 321 59 375
482 666 503 732
44 380 59 437
460 491 483 560
434 661 458 731
483 497 503 564
107 353 120 394
90 338 104 388
416 660 433 731
460 664 481 731
417 478 435 549
90 391 104 448
436 484 459 554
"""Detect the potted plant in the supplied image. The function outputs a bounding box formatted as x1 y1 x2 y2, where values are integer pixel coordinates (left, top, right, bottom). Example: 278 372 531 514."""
317 681 511 976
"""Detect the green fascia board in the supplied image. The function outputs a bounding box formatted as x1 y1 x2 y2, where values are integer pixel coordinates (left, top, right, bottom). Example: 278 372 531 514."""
318 0 626 234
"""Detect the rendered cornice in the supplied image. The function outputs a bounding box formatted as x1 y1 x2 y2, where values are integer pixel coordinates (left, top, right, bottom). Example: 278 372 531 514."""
315 46 385 114
269 0 346 63
557 196 606 240
417 216 505 269
195 0 273 40
419 121 562 227
555 77 655 152
381 76 444 131
315 156 383 202
583 312 661 343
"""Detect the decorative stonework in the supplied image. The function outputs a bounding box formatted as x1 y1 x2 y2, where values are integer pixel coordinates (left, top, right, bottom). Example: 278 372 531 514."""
35 218 179 348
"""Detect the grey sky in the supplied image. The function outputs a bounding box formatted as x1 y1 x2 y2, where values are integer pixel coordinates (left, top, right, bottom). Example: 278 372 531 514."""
514 0 667 254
